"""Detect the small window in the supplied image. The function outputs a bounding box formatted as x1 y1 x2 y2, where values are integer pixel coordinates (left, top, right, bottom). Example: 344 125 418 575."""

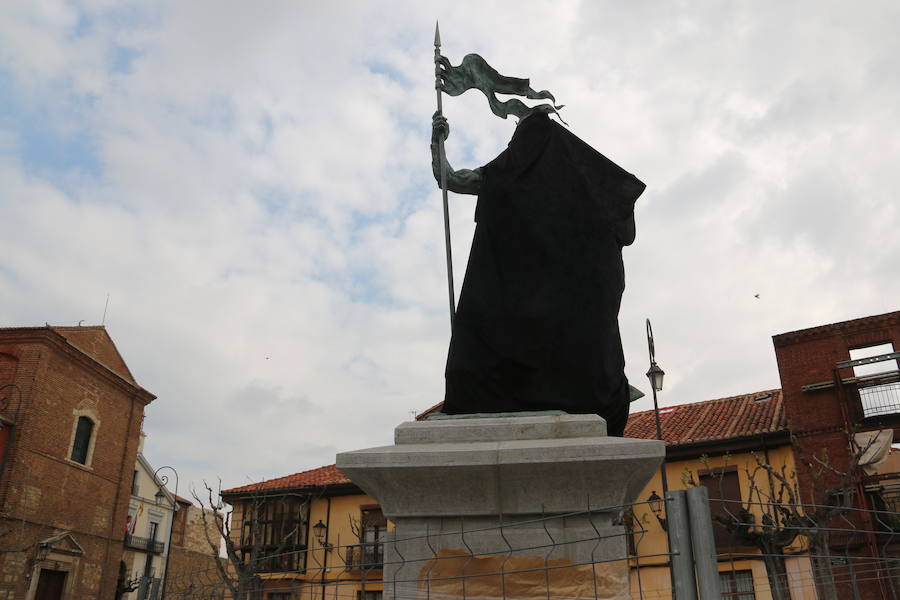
148 521 159 542
699 468 743 549
132 470 140 496
70 416 94 464
720 570 755 600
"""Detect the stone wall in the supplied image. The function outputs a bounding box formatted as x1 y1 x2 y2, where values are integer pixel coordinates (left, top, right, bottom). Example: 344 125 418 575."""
166 504 226 598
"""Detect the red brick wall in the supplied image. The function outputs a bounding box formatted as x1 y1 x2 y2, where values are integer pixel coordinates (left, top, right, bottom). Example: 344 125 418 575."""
774 311 900 480
773 312 900 600
0 330 153 600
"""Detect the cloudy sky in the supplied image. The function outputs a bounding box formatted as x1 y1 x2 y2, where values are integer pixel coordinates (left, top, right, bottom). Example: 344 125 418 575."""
2 0 898 493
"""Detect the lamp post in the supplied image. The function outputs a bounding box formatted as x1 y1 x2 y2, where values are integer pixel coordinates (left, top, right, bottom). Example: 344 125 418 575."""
645 319 668 496
153 465 179 600
646 319 677 596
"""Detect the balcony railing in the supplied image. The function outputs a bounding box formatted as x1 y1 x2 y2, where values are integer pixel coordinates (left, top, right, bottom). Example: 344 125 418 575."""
125 534 165 554
238 544 307 573
858 376 900 419
345 543 384 571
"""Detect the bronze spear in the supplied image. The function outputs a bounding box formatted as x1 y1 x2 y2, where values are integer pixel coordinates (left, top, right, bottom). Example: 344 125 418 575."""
434 21 456 328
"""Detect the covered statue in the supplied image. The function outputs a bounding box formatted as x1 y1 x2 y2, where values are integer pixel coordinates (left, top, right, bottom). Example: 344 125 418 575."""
431 52 645 437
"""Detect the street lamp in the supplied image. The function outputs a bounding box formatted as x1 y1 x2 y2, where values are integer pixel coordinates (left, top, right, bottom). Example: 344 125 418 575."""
153 465 179 600
646 362 665 393
646 491 667 530
313 519 332 551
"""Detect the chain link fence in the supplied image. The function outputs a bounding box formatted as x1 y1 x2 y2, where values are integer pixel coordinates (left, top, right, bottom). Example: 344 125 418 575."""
159 489 900 600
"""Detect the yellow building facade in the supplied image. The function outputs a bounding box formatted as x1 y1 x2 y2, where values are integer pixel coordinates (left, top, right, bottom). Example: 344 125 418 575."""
221 388 896 600
221 390 804 600
626 444 817 600
221 465 389 600
624 389 822 600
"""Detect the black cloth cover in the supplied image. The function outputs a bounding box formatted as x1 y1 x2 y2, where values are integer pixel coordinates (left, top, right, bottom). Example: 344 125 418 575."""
443 113 645 437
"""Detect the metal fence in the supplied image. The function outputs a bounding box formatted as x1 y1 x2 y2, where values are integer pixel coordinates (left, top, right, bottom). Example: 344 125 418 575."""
708 498 900 600
160 490 900 600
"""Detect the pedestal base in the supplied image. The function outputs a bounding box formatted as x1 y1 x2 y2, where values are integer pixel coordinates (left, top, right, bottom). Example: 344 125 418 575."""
337 413 663 600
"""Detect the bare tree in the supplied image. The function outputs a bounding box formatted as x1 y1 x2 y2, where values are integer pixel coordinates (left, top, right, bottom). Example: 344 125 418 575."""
787 434 877 600
189 480 310 600
695 431 884 600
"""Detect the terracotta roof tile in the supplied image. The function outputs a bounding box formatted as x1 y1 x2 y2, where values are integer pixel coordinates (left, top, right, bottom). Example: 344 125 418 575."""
230 389 786 495
222 464 351 495
624 389 785 445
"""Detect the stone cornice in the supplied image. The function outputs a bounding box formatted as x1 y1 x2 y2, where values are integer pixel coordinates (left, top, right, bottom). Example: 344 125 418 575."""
772 311 900 348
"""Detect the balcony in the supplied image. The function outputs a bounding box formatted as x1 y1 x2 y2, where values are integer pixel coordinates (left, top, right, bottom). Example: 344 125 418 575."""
857 375 900 419
239 544 307 573
345 543 383 571
125 534 165 554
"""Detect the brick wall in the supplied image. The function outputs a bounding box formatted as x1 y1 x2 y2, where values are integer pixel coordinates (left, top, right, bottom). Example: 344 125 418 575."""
0 327 154 600
773 311 900 600
774 311 900 486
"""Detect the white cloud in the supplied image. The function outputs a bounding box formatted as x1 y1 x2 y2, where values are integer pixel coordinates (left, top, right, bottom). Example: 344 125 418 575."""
1 0 899 490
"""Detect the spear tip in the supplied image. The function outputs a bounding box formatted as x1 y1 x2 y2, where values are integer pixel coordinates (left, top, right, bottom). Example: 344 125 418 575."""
434 20 441 47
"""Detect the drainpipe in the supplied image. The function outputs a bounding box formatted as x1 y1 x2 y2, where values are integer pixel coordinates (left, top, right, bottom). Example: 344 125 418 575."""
321 496 331 600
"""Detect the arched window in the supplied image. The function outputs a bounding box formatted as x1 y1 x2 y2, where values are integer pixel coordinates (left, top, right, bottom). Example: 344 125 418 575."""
70 416 94 464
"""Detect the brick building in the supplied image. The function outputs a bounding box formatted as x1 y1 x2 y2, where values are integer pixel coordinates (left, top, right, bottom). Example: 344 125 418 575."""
0 325 155 600
772 311 900 599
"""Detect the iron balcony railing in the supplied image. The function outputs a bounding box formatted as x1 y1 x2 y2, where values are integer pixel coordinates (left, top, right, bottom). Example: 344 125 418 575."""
345 543 384 571
124 534 165 554
238 543 307 573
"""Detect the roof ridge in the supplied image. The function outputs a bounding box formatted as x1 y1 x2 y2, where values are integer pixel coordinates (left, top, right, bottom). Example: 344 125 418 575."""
222 463 350 495
629 388 782 418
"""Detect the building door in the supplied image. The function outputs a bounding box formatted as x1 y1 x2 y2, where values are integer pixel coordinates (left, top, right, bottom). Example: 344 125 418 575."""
35 569 67 600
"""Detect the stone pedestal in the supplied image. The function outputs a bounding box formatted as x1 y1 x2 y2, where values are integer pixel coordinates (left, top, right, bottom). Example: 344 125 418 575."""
336 413 663 600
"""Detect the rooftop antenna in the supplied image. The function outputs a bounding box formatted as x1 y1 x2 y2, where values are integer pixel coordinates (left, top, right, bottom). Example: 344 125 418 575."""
101 293 110 325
